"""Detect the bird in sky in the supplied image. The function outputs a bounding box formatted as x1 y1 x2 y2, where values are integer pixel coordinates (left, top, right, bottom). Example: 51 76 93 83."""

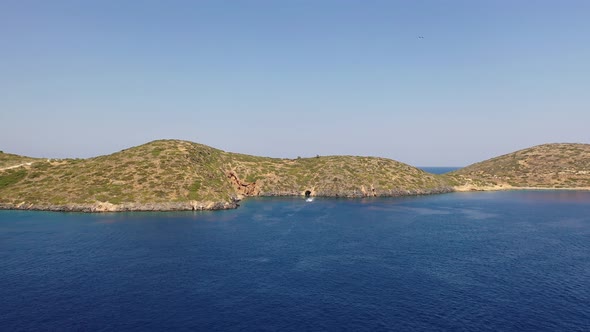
418 36 424 39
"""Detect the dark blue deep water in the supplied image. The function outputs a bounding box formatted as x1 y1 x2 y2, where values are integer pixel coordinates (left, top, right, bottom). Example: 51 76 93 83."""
1 191 590 331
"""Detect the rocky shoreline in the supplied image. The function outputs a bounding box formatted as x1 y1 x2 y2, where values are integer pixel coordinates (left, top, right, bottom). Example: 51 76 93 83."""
259 186 455 198
5 184 590 214
0 200 239 213
0 187 456 213
5 185 590 213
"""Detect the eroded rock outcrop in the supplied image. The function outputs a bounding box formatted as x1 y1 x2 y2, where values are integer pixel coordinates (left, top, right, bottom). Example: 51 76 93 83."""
227 171 261 196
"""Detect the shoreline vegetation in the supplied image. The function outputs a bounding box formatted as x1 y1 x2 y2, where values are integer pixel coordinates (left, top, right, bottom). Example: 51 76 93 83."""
1 140 589 213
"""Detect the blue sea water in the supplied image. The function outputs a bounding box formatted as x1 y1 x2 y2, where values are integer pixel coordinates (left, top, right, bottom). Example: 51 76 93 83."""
419 167 461 174
1 191 590 331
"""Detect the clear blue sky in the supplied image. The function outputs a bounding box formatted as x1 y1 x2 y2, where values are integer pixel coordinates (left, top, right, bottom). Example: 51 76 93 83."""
1 1 589 166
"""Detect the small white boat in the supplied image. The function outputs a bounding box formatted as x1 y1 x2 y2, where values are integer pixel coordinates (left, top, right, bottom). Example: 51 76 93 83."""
305 197 314 202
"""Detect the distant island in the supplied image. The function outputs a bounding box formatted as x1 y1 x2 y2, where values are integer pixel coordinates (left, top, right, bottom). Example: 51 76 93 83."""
1 140 589 212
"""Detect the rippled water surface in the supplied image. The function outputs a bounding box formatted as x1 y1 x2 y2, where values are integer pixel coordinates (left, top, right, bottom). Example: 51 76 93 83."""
1 191 590 331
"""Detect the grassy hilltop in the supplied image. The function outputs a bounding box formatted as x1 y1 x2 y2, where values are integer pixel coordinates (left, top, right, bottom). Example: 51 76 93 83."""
0 140 451 212
446 143 590 190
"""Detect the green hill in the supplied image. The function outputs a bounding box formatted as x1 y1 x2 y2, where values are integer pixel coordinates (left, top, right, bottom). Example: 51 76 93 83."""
0 140 452 212
446 143 590 190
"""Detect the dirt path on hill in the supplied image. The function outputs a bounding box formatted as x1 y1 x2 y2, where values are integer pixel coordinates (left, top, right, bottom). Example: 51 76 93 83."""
0 162 33 171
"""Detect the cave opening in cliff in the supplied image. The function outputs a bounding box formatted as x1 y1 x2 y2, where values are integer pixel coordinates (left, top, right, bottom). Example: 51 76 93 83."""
305 190 311 197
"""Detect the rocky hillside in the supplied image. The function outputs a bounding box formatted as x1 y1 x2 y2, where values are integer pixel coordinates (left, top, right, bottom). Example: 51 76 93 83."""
227 153 451 198
0 140 452 212
0 151 40 170
446 143 590 190
0 141 238 212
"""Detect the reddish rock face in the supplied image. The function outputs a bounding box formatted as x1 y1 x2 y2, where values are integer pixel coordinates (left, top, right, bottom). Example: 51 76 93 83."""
227 171 261 196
